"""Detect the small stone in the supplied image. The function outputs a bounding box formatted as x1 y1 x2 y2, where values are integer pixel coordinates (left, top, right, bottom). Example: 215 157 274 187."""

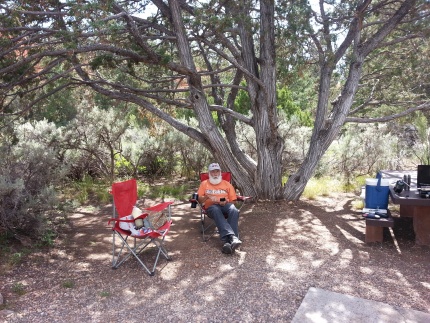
0 309 14 318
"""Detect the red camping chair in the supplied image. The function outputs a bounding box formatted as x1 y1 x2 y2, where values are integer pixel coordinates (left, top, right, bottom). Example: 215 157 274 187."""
108 179 173 276
190 172 251 241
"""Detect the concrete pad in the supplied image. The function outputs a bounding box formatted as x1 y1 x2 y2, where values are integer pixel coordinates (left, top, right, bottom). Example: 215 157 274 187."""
292 287 430 323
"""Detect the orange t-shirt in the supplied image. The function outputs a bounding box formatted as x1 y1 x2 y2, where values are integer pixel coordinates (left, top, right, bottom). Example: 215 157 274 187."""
197 180 237 208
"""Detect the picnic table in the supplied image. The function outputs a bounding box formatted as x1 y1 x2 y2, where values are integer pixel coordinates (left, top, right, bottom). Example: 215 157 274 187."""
378 170 430 246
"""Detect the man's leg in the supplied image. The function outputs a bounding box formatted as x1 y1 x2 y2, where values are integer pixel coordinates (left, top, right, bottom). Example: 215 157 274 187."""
220 203 242 251
207 204 242 253
222 203 240 237
221 203 242 252
206 205 235 240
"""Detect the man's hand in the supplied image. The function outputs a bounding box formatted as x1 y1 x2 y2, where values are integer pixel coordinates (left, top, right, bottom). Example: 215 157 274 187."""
219 198 227 206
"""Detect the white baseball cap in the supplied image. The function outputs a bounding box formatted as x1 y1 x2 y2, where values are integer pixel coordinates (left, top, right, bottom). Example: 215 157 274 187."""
208 163 221 171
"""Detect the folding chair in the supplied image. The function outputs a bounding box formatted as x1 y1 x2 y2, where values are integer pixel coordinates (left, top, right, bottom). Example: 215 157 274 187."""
108 179 173 276
190 172 251 241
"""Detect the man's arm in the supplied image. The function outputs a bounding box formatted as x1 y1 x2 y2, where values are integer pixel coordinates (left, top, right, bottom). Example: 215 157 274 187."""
198 195 210 204
197 181 209 204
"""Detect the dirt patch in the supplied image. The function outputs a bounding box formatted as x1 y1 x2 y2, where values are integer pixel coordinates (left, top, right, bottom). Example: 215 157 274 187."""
1 193 429 322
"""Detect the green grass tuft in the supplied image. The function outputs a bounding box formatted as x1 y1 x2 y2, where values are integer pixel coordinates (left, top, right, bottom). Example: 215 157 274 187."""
62 280 75 288
12 282 26 295
302 177 343 199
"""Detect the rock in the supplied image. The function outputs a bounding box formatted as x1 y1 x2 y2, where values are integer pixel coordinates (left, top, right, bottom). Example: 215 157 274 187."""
0 292 3 305
0 309 14 318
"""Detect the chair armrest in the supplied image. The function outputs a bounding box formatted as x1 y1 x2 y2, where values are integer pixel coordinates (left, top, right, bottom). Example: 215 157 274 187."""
235 195 252 211
144 201 174 212
237 195 252 201
144 201 174 222
108 213 149 225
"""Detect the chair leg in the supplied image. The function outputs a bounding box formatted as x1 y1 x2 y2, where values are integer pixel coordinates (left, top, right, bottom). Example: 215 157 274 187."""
149 237 171 275
201 219 217 241
114 235 152 274
112 232 160 276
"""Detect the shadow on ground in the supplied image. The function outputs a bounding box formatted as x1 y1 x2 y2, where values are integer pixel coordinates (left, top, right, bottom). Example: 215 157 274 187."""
1 193 429 322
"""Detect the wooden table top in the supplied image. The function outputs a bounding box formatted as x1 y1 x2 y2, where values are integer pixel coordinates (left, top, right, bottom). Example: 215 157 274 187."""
378 170 430 206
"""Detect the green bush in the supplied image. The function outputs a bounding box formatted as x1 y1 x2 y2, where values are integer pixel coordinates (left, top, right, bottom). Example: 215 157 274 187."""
0 119 64 241
317 123 403 181
146 183 190 200
68 176 111 205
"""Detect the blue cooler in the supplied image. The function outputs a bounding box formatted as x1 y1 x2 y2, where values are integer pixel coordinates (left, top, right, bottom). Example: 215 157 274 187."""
365 177 390 209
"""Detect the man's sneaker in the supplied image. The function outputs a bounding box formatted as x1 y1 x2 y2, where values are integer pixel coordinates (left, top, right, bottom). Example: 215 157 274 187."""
229 235 242 252
222 242 232 254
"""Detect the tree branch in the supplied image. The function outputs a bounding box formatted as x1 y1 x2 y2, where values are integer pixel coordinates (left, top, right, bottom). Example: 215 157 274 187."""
346 101 430 123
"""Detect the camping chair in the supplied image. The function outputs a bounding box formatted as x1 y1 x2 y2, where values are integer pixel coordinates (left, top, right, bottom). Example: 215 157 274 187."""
108 179 173 276
190 172 251 241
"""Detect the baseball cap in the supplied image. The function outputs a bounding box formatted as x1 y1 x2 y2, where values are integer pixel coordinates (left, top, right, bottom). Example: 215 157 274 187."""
208 163 221 171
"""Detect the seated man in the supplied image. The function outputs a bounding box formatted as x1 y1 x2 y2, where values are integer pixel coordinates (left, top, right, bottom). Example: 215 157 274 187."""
197 163 242 254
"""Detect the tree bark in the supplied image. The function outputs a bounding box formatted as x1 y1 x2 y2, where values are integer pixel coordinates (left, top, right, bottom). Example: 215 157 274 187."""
0 0 424 201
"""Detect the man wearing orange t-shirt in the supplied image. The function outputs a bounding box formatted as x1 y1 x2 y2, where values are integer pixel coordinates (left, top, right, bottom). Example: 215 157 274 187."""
198 163 242 254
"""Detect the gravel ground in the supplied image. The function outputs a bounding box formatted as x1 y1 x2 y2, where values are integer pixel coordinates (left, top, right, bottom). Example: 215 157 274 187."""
1 193 429 322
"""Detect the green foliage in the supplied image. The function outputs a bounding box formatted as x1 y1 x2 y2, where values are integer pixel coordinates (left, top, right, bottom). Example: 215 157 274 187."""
0 232 10 253
61 98 131 180
162 125 210 177
1 0 428 204
0 117 64 240
62 280 75 288
317 123 400 181
137 184 149 199
114 155 145 178
234 87 252 114
0 56 34 84
146 183 190 200
90 54 117 70
12 282 26 295
234 85 312 126
302 175 365 204
302 177 344 200
411 112 430 164
39 229 57 247
70 176 111 205
119 119 210 180
0 100 208 243
354 30 430 120
29 80 78 126
120 125 172 178
10 252 25 266
351 199 365 210
97 189 112 204
0 240 31 271
278 119 313 174
72 176 92 204
277 87 312 126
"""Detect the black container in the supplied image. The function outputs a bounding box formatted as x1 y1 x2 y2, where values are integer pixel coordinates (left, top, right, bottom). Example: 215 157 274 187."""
191 192 198 208
393 180 405 194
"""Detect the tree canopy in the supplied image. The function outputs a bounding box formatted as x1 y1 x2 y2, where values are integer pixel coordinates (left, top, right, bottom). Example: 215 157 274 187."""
1 0 429 200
